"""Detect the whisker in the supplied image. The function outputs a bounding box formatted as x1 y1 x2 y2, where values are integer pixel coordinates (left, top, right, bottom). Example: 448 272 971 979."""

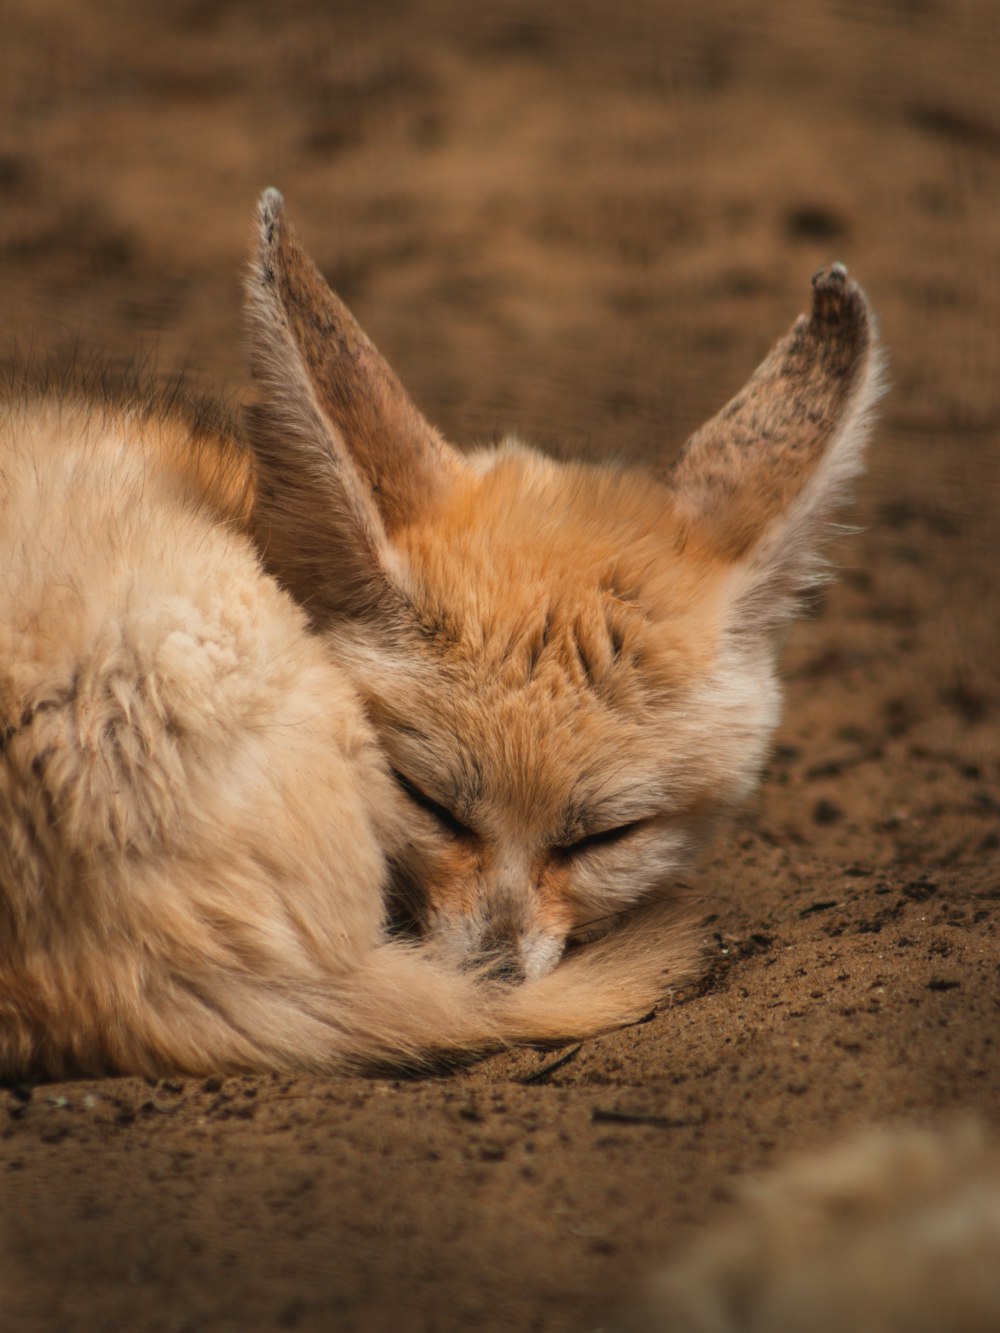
566 881 706 947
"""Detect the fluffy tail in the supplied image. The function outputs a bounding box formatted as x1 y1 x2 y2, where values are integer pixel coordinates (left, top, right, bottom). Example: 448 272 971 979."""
493 900 703 1046
276 899 704 1074
1 901 703 1079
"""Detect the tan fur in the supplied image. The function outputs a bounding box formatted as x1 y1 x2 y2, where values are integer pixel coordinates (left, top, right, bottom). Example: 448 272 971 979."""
625 1123 1000 1333
0 192 880 1076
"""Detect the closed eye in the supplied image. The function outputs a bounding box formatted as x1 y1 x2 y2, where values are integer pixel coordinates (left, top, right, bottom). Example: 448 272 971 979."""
554 819 646 859
391 769 471 839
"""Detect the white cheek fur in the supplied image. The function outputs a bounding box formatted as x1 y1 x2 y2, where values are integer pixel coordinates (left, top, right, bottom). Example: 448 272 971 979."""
566 826 698 919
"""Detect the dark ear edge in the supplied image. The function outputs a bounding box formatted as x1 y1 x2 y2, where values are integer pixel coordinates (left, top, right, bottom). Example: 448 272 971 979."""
243 189 462 623
666 266 883 629
243 194 392 621
250 189 464 530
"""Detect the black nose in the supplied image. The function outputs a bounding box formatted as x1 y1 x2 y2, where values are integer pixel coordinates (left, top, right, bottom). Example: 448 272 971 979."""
473 898 528 985
482 953 526 986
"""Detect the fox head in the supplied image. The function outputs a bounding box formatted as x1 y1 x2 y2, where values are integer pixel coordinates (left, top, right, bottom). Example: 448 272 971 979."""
245 190 880 984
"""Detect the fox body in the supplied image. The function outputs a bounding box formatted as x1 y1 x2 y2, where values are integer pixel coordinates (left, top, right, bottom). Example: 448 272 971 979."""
0 192 880 1077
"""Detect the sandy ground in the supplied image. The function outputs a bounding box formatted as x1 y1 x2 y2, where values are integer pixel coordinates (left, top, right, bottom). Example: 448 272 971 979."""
1 2 999 1329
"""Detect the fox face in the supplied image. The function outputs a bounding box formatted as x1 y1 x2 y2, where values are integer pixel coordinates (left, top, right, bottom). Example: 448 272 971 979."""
329 456 777 983
246 191 880 986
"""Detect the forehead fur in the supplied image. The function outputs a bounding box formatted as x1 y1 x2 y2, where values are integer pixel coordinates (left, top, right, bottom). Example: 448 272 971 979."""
331 441 776 840
395 441 728 695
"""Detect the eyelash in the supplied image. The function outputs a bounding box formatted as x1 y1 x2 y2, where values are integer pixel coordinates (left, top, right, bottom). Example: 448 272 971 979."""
391 769 646 857
555 820 645 859
391 769 471 839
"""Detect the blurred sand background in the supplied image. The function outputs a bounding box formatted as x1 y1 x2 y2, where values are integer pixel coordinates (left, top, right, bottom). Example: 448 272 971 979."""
1 2 998 1329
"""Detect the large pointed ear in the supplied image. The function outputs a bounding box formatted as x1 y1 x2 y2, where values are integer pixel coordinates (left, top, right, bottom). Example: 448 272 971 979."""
243 188 465 622
666 265 882 634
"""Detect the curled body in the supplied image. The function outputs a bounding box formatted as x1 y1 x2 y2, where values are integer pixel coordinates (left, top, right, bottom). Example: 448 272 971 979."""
0 193 881 1077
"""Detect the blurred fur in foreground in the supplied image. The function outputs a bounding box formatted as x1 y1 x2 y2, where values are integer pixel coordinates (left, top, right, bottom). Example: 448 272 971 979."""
625 1122 1000 1333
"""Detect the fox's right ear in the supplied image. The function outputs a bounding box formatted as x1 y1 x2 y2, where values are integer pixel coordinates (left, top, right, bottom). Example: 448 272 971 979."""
243 189 465 622
665 266 882 637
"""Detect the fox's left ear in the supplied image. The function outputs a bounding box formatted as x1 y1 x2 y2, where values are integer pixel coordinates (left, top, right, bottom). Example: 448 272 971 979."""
665 266 883 635
243 189 466 622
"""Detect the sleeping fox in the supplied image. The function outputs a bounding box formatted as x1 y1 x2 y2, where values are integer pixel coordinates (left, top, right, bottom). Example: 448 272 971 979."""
0 190 880 1077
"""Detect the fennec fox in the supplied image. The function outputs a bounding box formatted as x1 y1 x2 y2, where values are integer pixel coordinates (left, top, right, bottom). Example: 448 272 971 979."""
0 190 880 1077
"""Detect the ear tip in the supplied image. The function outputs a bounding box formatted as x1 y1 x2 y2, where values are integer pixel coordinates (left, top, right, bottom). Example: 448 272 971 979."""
257 188 285 240
809 262 870 331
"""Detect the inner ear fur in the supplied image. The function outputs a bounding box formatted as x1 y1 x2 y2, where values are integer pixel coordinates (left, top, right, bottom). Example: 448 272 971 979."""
243 188 465 622
666 266 881 624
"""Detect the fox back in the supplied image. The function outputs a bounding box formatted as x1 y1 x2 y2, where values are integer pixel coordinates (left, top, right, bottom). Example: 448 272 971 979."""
0 191 880 1076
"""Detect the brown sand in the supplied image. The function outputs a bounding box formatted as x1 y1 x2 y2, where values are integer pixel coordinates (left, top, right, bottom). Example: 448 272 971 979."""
1 3 998 1329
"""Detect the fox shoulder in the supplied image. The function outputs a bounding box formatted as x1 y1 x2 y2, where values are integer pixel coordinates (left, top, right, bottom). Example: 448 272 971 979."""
1 363 255 529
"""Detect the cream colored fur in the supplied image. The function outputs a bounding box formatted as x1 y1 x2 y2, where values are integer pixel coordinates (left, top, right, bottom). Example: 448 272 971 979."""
625 1123 1000 1333
0 193 880 1076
